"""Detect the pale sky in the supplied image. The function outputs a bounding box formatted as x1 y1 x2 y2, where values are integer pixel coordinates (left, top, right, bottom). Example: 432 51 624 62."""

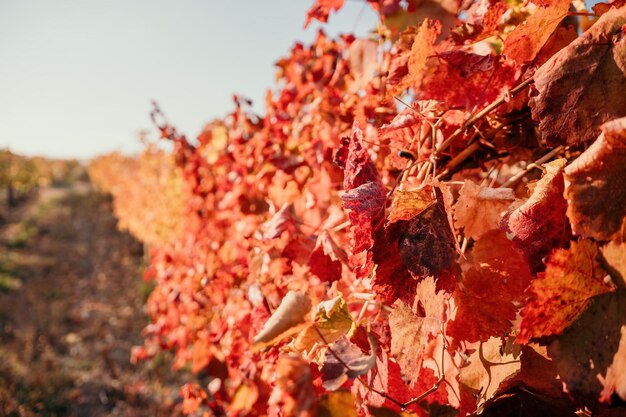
0 1 377 159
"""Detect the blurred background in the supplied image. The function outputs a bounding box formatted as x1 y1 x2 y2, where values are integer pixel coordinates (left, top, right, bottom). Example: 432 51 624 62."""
0 3 379 415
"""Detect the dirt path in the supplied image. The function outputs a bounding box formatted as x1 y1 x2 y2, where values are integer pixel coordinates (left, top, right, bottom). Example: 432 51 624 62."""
0 184 187 417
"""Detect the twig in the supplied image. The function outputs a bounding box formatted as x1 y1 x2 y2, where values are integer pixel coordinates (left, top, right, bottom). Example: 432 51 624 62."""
436 142 481 179
312 324 450 411
313 325 352 370
356 300 370 323
567 11 599 17
332 220 351 232
500 146 565 188
435 78 534 156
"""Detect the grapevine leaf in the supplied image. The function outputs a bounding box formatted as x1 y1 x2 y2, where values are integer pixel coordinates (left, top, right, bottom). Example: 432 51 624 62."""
389 298 440 383
547 290 626 400
503 0 570 64
408 19 440 91
564 116 626 241
448 230 532 343
451 0 505 44
387 187 435 225
321 334 377 391
529 5 626 146
386 19 440 97
459 337 521 409
356 348 454 413
336 124 383 192
418 51 520 110
261 203 296 240
398 195 457 278
307 231 347 283
500 344 565 399
270 355 316 417
505 158 570 272
293 296 354 352
454 180 516 240
342 181 386 265
348 39 378 92
517 240 615 344
253 291 312 349
304 0 345 28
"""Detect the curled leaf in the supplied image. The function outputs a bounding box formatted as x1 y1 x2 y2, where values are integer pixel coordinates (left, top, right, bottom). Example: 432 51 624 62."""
293 296 354 351
505 158 570 272
253 291 312 349
321 333 377 391
564 116 626 241
307 231 347 283
529 5 626 146
387 187 435 225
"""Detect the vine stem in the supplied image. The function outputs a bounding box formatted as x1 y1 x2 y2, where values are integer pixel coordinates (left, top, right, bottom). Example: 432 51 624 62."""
500 145 565 188
435 78 534 156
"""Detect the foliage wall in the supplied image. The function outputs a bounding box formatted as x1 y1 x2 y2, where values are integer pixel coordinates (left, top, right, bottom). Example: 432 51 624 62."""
93 1 626 416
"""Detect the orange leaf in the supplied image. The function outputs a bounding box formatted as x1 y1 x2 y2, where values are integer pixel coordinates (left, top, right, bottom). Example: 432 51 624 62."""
517 240 614 344
503 0 570 64
564 116 626 241
454 180 516 240
387 188 435 225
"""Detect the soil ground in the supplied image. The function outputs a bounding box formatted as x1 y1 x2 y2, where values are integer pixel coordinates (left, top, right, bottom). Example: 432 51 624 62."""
0 184 188 417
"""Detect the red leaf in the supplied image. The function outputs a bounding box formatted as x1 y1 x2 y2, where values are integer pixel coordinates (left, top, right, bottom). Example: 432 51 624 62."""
261 203 296 240
419 52 520 110
505 158 571 272
348 39 378 91
389 277 446 383
304 0 346 28
307 231 347 283
387 187 435 225
448 230 533 343
269 355 317 417
342 182 386 257
517 240 615 344
451 0 506 44
356 349 454 413
386 19 440 97
397 198 457 278
459 337 522 409
372 191 457 303
336 124 383 192
547 291 626 400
